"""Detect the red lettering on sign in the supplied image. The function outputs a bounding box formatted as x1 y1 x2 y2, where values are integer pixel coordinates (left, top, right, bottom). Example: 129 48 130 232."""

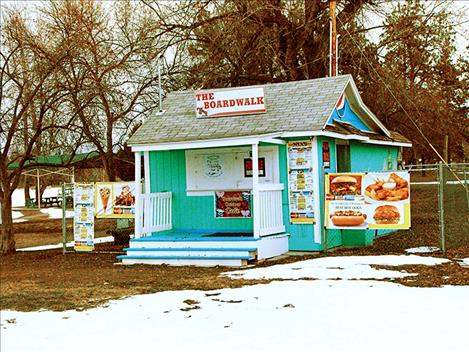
257 96 264 104
244 98 251 105
223 100 229 108
236 98 244 106
229 99 235 107
209 101 216 108
204 101 210 109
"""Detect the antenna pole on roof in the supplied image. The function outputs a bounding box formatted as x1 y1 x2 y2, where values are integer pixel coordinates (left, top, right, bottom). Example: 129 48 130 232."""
157 53 163 112
329 0 337 77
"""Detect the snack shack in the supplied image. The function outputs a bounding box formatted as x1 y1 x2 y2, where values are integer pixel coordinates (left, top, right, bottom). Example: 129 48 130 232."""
120 74 411 266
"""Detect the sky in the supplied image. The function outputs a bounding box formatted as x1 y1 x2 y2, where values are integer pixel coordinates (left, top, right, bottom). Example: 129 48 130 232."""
2 0 468 57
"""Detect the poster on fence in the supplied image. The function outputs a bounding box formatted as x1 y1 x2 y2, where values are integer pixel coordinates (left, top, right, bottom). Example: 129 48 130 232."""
215 191 251 218
73 183 95 251
287 141 315 224
325 171 411 230
95 182 136 218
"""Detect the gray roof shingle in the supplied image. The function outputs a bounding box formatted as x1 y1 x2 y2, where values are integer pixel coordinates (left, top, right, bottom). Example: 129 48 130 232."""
128 75 352 146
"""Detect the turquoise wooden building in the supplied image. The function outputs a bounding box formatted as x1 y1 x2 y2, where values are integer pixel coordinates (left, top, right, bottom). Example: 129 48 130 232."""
120 75 411 266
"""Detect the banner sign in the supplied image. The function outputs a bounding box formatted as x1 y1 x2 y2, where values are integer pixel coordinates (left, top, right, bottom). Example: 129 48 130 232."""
95 182 136 218
215 191 251 218
325 171 411 229
287 141 315 224
195 87 266 118
73 183 95 251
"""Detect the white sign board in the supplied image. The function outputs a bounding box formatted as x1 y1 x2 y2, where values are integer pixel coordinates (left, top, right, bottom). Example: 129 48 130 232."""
195 87 266 118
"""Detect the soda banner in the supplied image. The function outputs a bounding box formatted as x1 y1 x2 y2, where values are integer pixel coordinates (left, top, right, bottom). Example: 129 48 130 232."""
73 183 95 251
325 171 411 230
95 182 136 218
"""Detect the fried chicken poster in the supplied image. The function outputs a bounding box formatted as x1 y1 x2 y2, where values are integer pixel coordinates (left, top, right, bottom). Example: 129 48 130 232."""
325 171 411 230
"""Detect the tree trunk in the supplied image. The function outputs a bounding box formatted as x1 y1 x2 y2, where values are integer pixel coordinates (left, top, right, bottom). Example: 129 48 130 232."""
0 190 16 255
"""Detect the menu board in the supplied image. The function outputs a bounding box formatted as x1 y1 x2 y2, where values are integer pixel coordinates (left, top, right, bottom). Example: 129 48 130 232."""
325 171 411 230
287 141 315 224
95 182 136 218
73 183 95 251
215 191 251 218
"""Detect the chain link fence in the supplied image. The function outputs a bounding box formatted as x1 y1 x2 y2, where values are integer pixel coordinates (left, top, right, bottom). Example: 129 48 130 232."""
406 163 469 252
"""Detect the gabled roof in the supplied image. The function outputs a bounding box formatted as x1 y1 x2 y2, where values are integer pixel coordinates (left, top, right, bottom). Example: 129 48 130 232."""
128 74 410 148
129 75 354 146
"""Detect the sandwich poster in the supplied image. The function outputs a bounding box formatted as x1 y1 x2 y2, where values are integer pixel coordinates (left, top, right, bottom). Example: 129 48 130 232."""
287 141 315 224
325 172 410 230
95 182 136 218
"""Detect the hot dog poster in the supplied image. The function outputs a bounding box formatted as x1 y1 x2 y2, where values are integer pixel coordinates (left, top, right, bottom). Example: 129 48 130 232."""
325 172 411 229
287 141 315 224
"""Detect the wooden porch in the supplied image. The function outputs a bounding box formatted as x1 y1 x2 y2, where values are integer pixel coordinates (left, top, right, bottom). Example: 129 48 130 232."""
117 142 289 266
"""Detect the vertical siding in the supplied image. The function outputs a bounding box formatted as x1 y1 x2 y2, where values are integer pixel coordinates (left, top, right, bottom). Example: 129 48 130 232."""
149 150 253 234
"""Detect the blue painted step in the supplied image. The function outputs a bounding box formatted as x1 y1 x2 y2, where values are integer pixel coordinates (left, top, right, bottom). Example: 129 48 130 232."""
123 247 257 252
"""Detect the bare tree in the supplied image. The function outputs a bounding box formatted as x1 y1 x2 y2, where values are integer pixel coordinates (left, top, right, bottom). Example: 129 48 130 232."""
42 0 179 181
0 9 83 254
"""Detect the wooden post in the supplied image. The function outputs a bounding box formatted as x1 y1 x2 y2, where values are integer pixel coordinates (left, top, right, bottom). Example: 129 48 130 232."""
62 183 67 254
144 151 150 194
252 143 260 238
134 152 142 238
329 0 337 77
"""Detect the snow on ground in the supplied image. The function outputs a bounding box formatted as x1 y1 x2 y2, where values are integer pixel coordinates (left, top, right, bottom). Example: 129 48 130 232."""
39 208 74 219
458 258 469 268
223 255 450 280
405 246 440 254
18 236 114 252
2 255 468 352
11 187 61 207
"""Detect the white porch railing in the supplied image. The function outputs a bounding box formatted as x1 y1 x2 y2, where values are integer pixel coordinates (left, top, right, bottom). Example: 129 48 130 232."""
140 192 172 235
257 184 285 236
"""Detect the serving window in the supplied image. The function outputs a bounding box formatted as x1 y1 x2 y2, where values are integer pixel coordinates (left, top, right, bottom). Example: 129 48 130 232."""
185 146 279 195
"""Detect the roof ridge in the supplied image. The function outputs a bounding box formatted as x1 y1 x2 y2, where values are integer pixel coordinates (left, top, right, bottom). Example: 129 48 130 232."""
168 74 352 95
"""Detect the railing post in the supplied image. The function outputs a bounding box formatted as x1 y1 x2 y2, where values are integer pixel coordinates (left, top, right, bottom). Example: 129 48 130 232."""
134 152 142 238
252 143 260 238
438 162 445 253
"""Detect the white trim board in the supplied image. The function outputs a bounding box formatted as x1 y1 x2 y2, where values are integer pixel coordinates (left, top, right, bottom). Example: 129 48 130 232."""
131 131 411 152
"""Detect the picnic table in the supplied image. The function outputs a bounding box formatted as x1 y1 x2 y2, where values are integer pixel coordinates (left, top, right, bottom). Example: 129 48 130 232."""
26 195 73 208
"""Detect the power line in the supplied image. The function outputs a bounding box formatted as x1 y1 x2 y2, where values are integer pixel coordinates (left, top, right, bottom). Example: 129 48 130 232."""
337 15 466 186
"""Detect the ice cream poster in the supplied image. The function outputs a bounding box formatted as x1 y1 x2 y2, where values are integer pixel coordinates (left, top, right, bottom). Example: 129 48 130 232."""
215 191 251 218
95 182 136 218
73 183 95 252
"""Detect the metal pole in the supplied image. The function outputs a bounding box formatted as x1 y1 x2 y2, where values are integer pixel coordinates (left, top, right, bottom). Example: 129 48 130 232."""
438 162 446 253
329 0 337 77
158 55 163 112
322 165 328 254
62 183 67 254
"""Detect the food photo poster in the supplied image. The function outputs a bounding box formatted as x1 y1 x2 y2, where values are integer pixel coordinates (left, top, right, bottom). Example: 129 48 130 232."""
325 172 410 230
95 182 136 218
